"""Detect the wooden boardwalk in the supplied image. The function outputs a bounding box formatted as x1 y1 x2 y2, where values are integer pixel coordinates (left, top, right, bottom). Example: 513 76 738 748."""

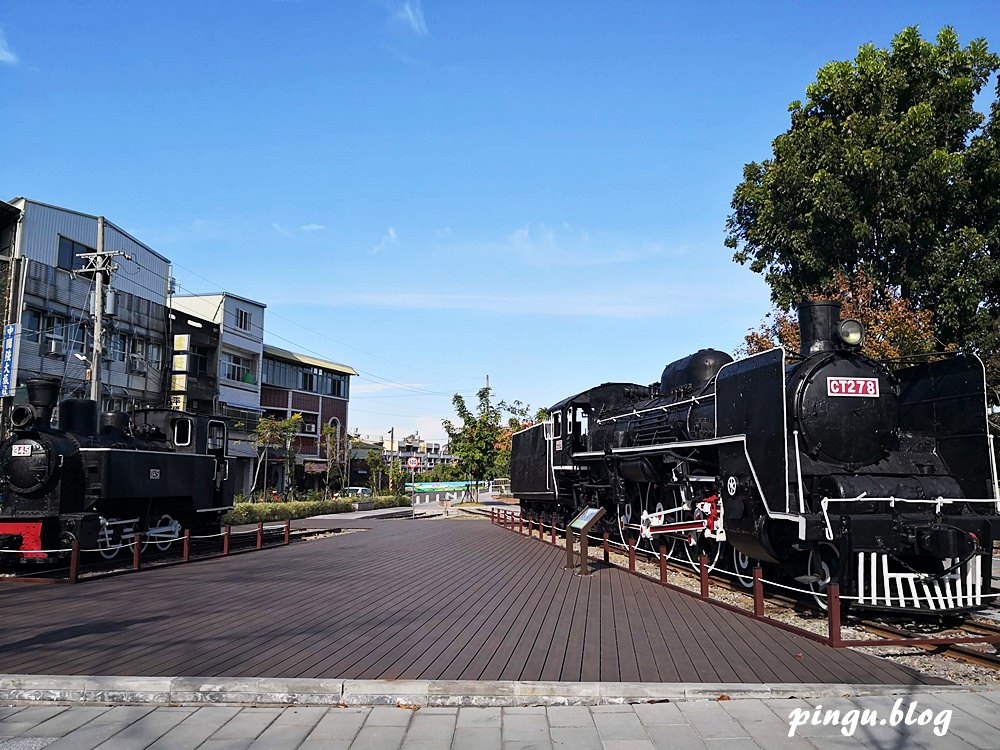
0 518 942 684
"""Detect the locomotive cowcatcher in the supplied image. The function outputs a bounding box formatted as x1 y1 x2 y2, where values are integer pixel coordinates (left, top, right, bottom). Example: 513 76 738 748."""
0 376 234 560
511 301 1000 615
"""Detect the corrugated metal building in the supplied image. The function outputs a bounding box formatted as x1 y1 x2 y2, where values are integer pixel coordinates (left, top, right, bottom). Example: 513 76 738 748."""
3 198 172 411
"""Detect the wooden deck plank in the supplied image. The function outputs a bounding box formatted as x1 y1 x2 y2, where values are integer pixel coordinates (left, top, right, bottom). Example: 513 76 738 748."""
0 518 940 685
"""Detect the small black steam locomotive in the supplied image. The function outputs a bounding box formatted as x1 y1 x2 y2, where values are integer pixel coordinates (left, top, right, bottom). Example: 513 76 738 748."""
512 301 1000 614
0 377 234 560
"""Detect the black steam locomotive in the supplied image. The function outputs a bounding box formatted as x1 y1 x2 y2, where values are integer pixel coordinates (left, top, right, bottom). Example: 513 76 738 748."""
0 377 234 560
512 301 1000 614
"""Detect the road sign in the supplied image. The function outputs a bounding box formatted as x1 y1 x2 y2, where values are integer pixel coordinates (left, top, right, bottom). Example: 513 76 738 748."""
406 457 420 469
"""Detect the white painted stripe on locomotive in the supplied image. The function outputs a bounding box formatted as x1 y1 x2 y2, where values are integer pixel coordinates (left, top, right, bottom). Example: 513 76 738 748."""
572 433 807 539
594 393 714 425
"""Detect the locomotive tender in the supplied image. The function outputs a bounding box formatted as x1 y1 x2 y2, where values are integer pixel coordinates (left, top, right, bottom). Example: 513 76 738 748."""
0 377 234 560
511 301 1000 614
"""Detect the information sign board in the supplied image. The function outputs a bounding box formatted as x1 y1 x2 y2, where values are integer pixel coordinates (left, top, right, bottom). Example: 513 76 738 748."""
570 506 603 531
0 324 21 398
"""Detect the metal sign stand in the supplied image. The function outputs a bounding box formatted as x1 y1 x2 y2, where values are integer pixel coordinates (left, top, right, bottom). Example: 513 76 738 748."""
564 506 606 576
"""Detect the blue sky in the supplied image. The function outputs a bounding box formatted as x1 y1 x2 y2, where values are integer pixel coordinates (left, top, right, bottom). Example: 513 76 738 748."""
2 1 999 442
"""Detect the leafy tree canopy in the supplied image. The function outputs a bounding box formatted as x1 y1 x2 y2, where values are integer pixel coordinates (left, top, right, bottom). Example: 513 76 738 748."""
738 270 939 359
442 387 542 487
726 26 1000 351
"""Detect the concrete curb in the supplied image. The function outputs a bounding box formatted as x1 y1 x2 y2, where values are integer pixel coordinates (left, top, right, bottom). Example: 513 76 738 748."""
0 675 993 707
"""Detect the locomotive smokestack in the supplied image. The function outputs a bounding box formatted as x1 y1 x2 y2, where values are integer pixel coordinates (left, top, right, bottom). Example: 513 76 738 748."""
798 300 842 357
23 376 60 427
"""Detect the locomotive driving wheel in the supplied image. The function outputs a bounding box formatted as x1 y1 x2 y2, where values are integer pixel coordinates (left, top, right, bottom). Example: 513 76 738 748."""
97 517 119 560
732 545 756 589
807 542 841 610
150 514 181 552
683 504 721 572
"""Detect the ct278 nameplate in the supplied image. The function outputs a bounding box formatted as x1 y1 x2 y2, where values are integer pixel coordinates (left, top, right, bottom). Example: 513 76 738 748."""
827 377 879 397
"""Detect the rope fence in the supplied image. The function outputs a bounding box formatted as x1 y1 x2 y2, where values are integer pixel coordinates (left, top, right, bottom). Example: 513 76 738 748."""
490 507 1000 650
1 519 294 584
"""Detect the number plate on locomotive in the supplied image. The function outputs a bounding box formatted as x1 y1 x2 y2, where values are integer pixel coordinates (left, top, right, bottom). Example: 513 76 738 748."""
827 377 879 397
11 444 31 456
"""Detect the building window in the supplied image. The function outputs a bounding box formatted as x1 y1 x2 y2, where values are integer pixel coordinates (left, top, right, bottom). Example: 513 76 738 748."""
190 345 210 376
20 309 40 343
236 309 252 332
111 333 127 362
42 315 65 341
222 352 255 384
148 342 162 370
57 236 91 272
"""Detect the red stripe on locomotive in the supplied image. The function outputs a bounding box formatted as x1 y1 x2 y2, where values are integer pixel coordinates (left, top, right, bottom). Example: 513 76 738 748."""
0 521 45 558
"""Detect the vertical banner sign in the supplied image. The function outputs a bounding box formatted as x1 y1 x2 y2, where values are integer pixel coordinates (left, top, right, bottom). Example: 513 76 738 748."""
0 324 21 398
169 333 191 411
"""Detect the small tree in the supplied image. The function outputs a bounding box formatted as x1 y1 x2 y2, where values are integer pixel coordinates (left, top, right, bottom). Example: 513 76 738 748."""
250 413 303 498
321 422 351 496
388 457 405 496
366 448 387 493
442 387 540 499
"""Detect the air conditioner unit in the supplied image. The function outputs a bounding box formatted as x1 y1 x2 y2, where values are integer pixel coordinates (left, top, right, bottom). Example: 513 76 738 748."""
304 423 317 434
45 338 64 357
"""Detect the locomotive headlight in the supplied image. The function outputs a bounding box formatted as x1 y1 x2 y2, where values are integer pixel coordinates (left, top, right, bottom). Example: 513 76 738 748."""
838 318 865 347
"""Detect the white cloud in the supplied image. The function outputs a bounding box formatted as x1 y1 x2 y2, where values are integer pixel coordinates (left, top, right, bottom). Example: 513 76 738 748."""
299 223 326 232
508 222 667 268
389 0 428 37
371 226 398 254
0 29 18 66
272 223 293 237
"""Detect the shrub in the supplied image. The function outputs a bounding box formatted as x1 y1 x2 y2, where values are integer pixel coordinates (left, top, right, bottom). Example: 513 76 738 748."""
221 495 411 525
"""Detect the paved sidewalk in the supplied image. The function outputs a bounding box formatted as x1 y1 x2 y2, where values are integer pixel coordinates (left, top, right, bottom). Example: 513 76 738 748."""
2 688 998 749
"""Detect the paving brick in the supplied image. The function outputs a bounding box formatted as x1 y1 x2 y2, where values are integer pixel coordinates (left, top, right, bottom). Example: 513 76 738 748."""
210 709 280 740
183 707 242 728
546 706 594 727
604 741 656 750
364 707 413 727
198 740 253 750
502 712 548 742
350 725 407 750
91 708 189 750
38 723 129 750
720 699 789 726
246 722 315 750
306 709 367 740
590 704 635 713
501 739 552 750
550 725 602 750
299 739 352 750
89 707 156 726
404 713 455 742
21 707 107 737
0 707 68 735
453 727 501 750
633 702 685 726
503 707 546 715
593 710 649 741
457 708 501 728
647 723 709 750
274 707 328 726
146 721 223 750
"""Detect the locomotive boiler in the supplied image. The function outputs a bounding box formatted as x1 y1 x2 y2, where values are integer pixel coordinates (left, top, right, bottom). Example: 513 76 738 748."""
0 377 234 560
511 301 1000 614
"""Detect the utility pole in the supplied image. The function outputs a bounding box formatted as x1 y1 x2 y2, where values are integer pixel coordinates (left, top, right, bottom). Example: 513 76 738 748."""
76 217 131 406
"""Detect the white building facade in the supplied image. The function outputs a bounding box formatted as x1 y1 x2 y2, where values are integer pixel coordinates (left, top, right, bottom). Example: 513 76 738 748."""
171 292 266 495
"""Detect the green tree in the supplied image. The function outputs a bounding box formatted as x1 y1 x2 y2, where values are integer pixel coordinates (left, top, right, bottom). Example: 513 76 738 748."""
726 26 1000 353
442 387 540 498
321 422 351 496
366 448 387 493
250 412 303 498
